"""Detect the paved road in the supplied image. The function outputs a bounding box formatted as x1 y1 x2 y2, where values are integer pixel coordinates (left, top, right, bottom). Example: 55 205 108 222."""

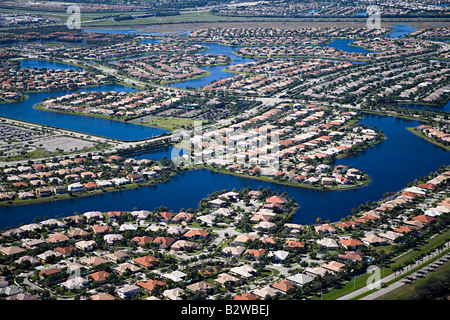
337 241 450 300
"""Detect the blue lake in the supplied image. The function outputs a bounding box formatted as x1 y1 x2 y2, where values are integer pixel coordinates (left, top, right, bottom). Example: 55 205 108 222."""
19 59 83 71
388 24 417 38
320 39 373 54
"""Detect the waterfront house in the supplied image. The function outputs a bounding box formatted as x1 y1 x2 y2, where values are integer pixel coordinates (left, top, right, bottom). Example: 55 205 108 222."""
52 185 67 195
126 174 145 184
172 211 195 222
131 210 151 221
68 182 84 193
157 211 173 222
35 187 52 197
18 191 35 200
315 223 336 235
83 211 104 220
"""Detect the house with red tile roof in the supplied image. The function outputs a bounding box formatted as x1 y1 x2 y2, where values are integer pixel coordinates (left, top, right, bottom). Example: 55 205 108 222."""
335 220 360 231
137 279 166 292
338 251 364 262
244 248 266 260
54 246 76 257
157 211 173 221
412 215 436 225
184 229 210 239
88 270 109 283
339 238 364 250
232 293 259 300
393 225 415 234
133 255 159 269
92 224 111 234
153 237 175 249
172 212 195 222
270 279 297 293
284 239 306 249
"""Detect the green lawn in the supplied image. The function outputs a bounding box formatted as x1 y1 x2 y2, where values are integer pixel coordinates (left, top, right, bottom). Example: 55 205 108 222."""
132 116 198 131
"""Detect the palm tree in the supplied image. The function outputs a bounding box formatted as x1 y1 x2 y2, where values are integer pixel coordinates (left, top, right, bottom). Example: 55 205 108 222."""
392 265 403 281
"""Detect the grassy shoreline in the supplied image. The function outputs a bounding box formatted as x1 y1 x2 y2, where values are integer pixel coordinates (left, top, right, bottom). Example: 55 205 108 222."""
191 164 372 191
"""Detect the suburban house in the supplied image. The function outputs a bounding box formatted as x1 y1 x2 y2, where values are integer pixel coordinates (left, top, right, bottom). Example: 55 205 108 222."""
116 284 140 299
339 238 365 250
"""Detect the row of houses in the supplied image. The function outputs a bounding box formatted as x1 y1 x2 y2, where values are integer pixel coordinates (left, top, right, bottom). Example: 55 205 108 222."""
0 67 105 93
0 155 167 202
182 27 389 47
